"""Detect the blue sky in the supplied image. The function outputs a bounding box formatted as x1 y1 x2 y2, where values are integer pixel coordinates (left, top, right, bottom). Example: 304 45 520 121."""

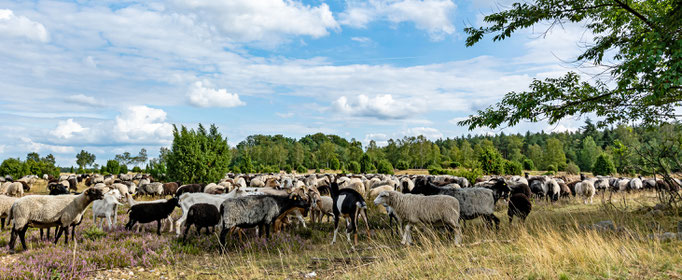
0 0 598 167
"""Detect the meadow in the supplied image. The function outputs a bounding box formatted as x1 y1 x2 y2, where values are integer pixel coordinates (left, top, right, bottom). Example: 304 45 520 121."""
0 178 680 279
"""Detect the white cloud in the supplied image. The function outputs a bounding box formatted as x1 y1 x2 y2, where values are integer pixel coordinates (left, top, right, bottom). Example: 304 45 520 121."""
188 81 246 108
113 106 173 144
0 9 49 42
171 0 339 43
65 94 104 107
363 133 389 147
84 56 97 68
402 127 443 139
332 94 425 119
0 145 4 154
340 0 456 40
51 119 88 139
351 36 372 43
276 112 294 118
20 137 74 154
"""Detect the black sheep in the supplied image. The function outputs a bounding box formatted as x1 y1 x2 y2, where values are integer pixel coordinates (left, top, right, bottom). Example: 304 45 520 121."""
175 184 204 197
48 183 70 195
183 203 220 240
511 183 532 198
508 193 532 223
329 176 370 245
125 197 179 235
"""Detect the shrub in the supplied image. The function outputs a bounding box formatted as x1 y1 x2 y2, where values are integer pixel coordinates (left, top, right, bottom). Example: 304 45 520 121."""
348 161 361 174
522 158 535 170
232 166 242 174
119 164 128 174
315 168 320 173
105 160 120 175
283 164 292 173
376 159 394 174
504 160 523 175
593 154 616 176
478 147 504 175
546 164 558 172
565 162 580 175
132 166 142 173
396 160 409 170
296 164 307 174
166 124 231 184
330 157 340 170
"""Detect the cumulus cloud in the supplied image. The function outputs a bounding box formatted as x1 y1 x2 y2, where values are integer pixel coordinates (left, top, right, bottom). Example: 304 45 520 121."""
0 9 49 42
65 94 104 107
171 0 339 43
332 94 424 119
363 133 389 147
113 106 173 144
402 127 443 139
51 119 88 139
340 0 456 40
21 137 74 154
188 81 246 108
351 36 372 43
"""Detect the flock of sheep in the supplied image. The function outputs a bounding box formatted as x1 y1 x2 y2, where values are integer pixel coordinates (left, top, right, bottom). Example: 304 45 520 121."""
0 171 677 253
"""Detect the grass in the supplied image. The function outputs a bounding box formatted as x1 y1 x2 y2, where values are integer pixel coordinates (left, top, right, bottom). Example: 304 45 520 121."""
0 180 680 279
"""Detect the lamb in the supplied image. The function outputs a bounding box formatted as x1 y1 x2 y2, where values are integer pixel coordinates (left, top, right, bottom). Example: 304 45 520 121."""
92 189 124 230
0 195 19 231
183 203 221 240
125 197 179 235
407 177 500 230
574 180 596 204
508 193 532 223
218 194 310 244
373 191 461 245
124 193 175 233
7 188 104 252
330 177 370 245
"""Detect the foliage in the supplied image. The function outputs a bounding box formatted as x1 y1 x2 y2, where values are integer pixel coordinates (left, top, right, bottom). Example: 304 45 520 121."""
0 154 60 178
120 164 128 174
105 160 120 175
330 157 340 170
593 153 616 176
566 162 581 175
578 136 600 172
461 0 682 129
396 160 409 170
504 160 523 175
76 150 96 169
165 124 231 184
132 166 142 173
348 161 361 174
523 158 535 171
478 146 504 175
296 164 307 174
376 159 394 175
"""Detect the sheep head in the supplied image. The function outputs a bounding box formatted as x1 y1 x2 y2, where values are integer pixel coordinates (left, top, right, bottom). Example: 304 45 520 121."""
84 188 105 201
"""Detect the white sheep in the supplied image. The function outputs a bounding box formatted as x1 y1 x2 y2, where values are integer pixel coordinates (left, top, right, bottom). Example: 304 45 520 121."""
0 195 19 231
373 191 461 245
92 189 124 230
3 182 24 197
204 183 226 194
574 180 596 204
7 188 104 252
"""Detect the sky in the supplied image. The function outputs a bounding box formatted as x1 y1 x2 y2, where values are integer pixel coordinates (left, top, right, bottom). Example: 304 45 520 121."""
0 0 600 167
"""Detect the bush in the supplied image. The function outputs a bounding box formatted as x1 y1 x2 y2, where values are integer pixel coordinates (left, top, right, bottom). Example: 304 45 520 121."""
478 147 505 175
593 154 616 176
330 157 340 170
522 158 535 170
0 158 27 179
546 164 558 172
105 160 120 175
296 164 307 174
376 159 394 174
119 164 128 174
504 160 523 175
396 160 409 170
348 161 361 174
283 164 292 173
565 162 580 175
132 166 142 173
232 166 242 174
315 168 320 173
166 124 231 184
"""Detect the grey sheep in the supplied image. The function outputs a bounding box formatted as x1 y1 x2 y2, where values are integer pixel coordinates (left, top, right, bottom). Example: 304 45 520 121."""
373 191 461 245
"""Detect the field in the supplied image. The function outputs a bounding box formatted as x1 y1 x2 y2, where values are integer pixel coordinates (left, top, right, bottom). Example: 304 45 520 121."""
1 179 681 279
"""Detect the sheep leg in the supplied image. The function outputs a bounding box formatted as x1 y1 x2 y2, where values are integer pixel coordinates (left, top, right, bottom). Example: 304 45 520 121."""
264 223 271 239
113 204 118 225
360 209 370 239
1 217 5 231
18 225 28 250
54 226 64 244
71 225 76 242
219 228 228 246
156 220 162 235
295 211 307 229
8 228 18 253
331 216 339 245
183 224 191 241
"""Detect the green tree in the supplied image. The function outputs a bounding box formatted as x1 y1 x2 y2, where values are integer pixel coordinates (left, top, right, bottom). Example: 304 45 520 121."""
296 164 307 174
504 160 523 176
593 153 616 176
460 0 682 129
543 138 567 171
527 144 543 170
377 159 394 175
120 164 128 174
0 158 26 178
522 158 535 171
330 156 340 170
166 124 231 184
106 160 120 175
42 154 56 165
348 161 361 174
396 160 409 170
566 162 581 175
578 136 600 171
26 152 40 162
76 150 96 169
478 146 504 175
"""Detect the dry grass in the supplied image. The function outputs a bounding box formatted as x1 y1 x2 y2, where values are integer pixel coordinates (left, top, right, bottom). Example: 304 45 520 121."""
2 180 680 279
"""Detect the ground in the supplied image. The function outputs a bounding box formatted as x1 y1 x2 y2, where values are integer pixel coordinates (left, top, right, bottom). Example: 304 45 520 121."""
0 178 680 279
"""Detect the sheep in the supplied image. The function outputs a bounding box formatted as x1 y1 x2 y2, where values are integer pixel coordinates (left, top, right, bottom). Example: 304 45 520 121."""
373 191 461 245
546 179 560 202
341 177 366 197
398 177 414 193
163 182 179 196
629 178 643 191
124 193 174 233
2 182 27 197
528 176 548 198
0 195 19 231
92 189 124 230
8 188 104 252
142 182 164 196
557 179 571 197
183 203 221 240
508 193 532 223
204 183 226 194
176 184 204 197
407 177 500 230
511 183 532 198
330 177 370 245
0 182 11 194
218 194 310 244
574 180 596 204
125 197 179 235
48 183 70 195
310 193 333 223
368 185 394 200
174 187 252 236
